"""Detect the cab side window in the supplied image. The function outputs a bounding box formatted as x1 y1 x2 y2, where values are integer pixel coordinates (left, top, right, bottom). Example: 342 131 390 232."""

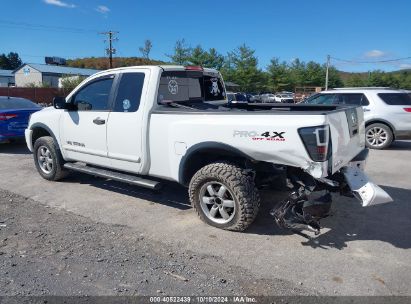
72 77 114 111
113 73 145 112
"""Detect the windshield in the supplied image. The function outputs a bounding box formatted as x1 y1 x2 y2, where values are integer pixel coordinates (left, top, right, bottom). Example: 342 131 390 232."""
157 70 226 104
0 97 40 109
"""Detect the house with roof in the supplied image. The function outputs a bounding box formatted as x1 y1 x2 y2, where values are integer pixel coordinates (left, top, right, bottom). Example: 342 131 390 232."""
13 63 99 88
0 69 15 87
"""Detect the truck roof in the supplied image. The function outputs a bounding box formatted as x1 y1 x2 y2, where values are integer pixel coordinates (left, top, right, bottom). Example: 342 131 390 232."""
91 65 219 77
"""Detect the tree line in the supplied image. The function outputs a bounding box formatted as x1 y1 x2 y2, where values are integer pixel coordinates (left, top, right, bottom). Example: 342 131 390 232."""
2 42 411 91
163 40 411 91
71 39 411 91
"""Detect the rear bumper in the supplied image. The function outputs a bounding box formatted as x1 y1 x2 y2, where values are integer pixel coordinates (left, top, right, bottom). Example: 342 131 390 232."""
343 165 393 207
342 148 392 207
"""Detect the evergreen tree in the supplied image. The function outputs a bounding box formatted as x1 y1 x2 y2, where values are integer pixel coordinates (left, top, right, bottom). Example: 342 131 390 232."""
222 44 264 91
7 52 22 69
0 52 22 69
267 58 292 91
189 45 207 66
166 39 192 65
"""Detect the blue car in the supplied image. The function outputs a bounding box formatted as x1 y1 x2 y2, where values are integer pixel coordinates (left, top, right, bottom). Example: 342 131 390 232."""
0 96 41 143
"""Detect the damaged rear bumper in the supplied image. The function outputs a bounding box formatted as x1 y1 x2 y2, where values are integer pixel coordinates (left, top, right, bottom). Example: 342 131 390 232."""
342 164 393 207
271 149 393 234
341 149 392 207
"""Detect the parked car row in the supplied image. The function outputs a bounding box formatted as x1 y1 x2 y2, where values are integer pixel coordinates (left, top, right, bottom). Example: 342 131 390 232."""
227 92 295 104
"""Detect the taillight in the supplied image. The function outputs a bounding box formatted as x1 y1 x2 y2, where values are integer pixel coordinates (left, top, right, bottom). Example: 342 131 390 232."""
404 108 411 112
0 113 18 121
298 125 330 162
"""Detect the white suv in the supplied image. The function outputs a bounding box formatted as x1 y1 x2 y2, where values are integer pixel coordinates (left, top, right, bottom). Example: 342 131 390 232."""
304 88 411 149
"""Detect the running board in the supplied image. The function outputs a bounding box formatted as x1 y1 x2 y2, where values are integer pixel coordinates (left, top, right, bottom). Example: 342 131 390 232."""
63 163 161 190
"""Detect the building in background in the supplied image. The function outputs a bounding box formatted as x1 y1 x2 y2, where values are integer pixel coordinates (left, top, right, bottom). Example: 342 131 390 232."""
13 64 99 88
0 69 15 87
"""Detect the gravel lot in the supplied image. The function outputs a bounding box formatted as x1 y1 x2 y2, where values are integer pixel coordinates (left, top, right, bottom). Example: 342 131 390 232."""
0 141 410 297
0 189 305 297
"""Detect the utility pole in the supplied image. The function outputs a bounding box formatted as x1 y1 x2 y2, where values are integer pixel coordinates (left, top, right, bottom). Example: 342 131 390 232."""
100 31 119 69
325 54 330 90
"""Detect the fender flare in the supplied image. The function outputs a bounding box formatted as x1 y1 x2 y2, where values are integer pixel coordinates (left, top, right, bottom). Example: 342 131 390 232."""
30 122 60 149
365 119 396 132
178 141 255 185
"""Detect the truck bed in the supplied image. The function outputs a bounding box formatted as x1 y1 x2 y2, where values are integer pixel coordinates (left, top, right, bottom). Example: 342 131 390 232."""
152 103 353 115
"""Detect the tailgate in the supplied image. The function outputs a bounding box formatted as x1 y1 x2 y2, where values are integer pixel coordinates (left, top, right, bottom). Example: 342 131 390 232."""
325 106 365 174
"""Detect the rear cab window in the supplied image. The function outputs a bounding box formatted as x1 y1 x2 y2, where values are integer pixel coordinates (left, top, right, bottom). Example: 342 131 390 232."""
378 93 411 105
157 70 226 105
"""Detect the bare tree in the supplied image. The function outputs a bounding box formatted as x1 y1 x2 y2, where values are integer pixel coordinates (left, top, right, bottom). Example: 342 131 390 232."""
139 39 153 60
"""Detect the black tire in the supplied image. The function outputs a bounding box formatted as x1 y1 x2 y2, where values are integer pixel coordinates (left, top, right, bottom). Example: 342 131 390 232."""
189 162 260 231
365 123 393 150
33 136 69 181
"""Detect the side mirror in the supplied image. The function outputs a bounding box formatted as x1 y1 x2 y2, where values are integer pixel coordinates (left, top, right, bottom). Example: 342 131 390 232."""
53 96 68 109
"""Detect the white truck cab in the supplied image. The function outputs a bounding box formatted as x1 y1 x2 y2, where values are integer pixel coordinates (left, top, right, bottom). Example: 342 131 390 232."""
25 65 392 234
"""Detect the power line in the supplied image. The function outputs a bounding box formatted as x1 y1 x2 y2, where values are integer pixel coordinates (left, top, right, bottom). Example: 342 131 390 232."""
331 56 411 64
100 31 119 69
0 19 99 34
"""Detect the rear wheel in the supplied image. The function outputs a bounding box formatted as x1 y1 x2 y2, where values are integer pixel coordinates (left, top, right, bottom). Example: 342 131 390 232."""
33 136 69 181
189 162 260 231
365 123 393 149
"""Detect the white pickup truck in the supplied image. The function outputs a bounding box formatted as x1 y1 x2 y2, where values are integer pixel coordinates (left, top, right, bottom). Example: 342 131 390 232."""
25 65 392 234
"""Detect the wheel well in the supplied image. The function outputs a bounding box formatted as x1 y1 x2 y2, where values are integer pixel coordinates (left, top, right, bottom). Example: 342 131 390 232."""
180 148 252 186
31 127 51 146
365 120 395 139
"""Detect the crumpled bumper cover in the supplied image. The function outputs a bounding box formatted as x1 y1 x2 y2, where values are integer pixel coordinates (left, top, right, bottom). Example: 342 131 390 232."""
343 165 393 207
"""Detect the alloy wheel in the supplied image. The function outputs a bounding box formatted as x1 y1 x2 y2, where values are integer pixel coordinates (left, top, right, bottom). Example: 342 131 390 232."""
37 146 53 174
366 127 388 147
199 182 236 224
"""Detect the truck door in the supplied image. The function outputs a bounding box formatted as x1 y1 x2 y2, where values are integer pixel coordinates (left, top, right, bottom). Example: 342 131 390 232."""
106 70 149 174
60 75 115 166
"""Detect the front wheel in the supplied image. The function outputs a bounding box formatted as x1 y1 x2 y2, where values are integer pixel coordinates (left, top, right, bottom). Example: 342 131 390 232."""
33 136 69 181
365 123 393 149
189 162 260 231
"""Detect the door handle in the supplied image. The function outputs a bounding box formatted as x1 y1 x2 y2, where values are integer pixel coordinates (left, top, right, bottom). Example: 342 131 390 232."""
363 107 371 112
93 117 106 125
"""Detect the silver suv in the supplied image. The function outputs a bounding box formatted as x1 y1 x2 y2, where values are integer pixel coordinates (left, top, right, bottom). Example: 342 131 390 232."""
304 88 411 149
